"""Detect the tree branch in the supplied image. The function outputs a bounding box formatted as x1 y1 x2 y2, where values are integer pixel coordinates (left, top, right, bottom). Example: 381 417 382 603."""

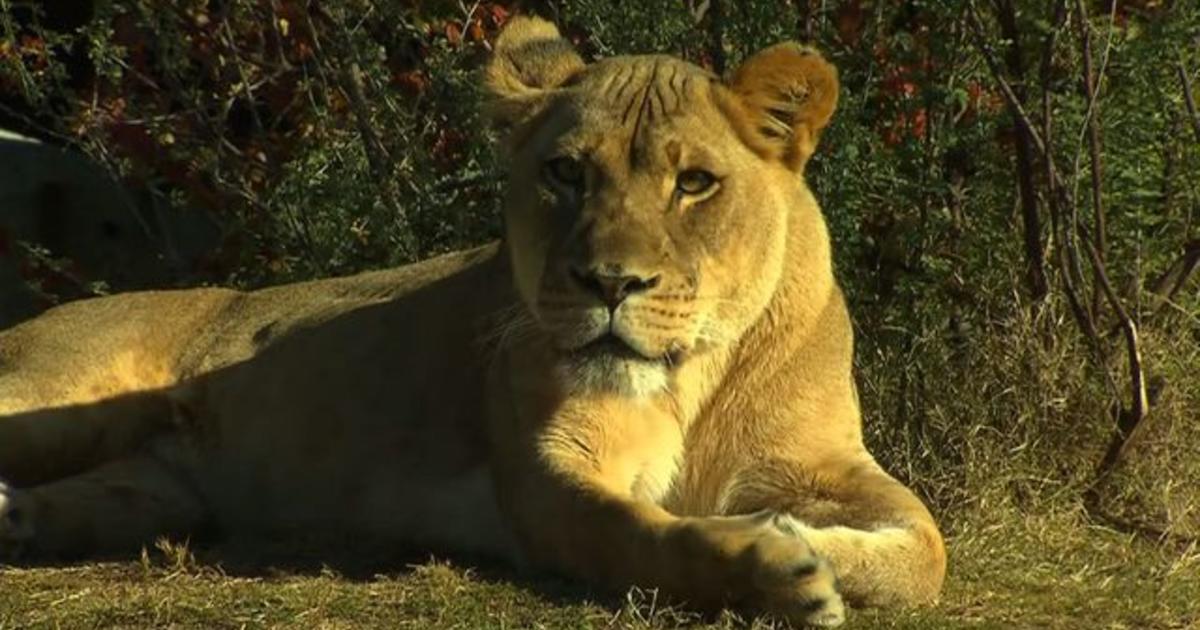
690 0 726 75
1149 239 1200 315
1037 1 1103 352
975 0 1050 303
1076 0 1107 319
1178 60 1200 145
974 0 1154 509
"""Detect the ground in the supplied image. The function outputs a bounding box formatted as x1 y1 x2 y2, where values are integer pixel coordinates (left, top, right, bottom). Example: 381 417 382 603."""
1 504 1197 629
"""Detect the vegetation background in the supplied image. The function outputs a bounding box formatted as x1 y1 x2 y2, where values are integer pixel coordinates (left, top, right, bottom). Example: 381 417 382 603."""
1 0 1198 627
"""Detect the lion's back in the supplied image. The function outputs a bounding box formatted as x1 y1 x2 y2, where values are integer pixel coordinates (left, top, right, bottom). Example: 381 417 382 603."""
0 243 501 412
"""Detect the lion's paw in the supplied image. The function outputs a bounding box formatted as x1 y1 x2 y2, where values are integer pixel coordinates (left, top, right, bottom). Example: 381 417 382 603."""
742 513 845 627
680 512 844 627
0 479 34 561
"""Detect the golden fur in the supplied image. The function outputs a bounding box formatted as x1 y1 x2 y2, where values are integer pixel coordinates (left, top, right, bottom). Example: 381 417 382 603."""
0 17 944 626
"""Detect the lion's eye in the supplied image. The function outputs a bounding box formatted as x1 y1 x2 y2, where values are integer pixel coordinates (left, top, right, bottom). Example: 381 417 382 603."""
676 169 717 195
544 156 585 188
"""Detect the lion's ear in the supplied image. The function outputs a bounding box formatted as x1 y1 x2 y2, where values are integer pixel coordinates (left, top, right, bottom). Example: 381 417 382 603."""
485 16 585 127
727 44 838 170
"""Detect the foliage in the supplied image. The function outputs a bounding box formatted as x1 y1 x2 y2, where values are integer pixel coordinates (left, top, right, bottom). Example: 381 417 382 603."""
1 0 510 286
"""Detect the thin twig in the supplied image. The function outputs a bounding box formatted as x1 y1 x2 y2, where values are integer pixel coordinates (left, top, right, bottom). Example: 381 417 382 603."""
1038 1 1104 358
340 61 419 259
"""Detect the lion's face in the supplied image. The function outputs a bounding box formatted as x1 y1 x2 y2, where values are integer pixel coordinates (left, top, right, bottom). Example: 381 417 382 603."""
504 59 791 395
487 19 838 396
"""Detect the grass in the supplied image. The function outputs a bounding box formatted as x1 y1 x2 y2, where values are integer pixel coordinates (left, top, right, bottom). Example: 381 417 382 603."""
2 502 1197 629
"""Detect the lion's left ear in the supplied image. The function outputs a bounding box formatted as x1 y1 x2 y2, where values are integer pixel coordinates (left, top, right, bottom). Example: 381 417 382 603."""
485 16 585 129
726 44 839 171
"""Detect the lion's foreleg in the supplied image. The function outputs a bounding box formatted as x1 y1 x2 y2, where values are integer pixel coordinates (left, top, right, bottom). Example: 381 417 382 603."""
494 458 848 626
489 409 846 626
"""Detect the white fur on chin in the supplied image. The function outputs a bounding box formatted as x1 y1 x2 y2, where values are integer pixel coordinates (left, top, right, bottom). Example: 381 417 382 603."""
557 354 668 398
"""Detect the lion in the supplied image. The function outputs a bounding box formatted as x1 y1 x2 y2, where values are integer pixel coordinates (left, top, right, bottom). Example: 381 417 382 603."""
0 17 944 627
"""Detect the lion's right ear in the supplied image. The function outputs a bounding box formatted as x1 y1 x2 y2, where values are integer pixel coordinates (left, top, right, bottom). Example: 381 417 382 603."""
726 44 838 171
485 16 584 128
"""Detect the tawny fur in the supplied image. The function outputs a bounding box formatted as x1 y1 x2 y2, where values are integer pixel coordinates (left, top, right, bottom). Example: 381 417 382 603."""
0 17 944 627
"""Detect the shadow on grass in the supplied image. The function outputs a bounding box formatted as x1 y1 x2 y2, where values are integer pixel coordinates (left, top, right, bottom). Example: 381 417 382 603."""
11 532 621 613
222 534 593 595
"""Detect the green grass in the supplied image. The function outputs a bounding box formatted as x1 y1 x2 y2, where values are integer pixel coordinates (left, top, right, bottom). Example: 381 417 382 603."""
2 504 1197 629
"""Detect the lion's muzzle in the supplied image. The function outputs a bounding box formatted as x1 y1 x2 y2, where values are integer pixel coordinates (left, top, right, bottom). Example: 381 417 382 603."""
568 263 662 311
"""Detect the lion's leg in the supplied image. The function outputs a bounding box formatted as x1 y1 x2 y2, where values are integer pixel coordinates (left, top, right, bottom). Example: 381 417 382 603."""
0 454 207 560
0 391 179 487
724 457 947 608
495 464 846 626
489 399 846 626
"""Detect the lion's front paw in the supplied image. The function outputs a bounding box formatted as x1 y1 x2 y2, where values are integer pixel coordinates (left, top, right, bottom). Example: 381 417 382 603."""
0 479 34 561
679 512 844 627
743 513 844 627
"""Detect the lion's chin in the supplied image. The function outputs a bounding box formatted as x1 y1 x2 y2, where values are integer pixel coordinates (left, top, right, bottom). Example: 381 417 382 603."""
556 336 670 398
556 355 669 398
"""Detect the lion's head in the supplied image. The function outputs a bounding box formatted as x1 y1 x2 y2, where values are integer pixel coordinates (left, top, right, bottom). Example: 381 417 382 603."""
486 17 838 396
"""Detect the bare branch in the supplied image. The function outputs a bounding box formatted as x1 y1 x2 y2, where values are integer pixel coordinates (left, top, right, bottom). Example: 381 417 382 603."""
1079 232 1149 426
1067 5 1153 522
974 0 1152 454
690 0 726 74
970 0 1050 303
1036 2 1106 358
687 0 712 23
1149 240 1200 314
796 0 816 42
1178 60 1200 145
1076 0 1107 319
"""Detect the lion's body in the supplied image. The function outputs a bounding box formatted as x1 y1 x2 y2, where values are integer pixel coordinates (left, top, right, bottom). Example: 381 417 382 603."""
0 17 944 627
0 245 519 553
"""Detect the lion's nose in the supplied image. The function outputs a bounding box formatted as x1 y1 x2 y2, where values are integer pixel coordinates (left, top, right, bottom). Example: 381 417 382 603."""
570 264 661 309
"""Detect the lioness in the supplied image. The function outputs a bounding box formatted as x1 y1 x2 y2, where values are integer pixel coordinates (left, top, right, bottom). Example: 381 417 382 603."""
0 17 944 627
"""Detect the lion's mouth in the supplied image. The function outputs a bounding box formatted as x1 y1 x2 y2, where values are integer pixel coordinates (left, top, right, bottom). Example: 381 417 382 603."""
577 333 650 360
571 333 685 367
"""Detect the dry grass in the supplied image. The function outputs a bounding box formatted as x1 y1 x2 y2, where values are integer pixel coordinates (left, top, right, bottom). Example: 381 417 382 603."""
2 500 1198 629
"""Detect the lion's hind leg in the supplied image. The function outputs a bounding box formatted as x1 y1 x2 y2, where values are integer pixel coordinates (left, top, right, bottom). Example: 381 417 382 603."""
770 512 944 608
725 457 947 608
0 454 208 561
0 391 179 487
